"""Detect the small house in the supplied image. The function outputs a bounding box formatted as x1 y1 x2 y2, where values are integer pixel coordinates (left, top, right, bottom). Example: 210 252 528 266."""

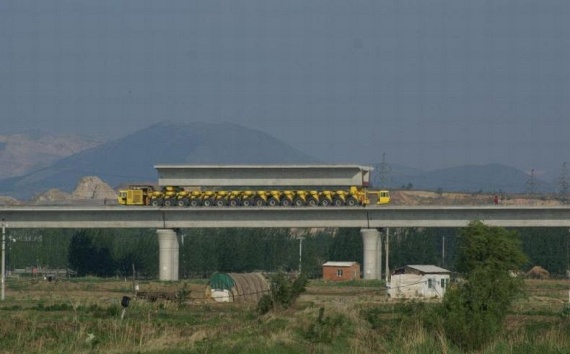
388 265 451 299
322 261 360 281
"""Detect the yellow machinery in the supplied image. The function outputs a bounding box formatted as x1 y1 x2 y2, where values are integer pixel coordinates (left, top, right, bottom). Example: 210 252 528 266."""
117 185 157 206
119 185 390 207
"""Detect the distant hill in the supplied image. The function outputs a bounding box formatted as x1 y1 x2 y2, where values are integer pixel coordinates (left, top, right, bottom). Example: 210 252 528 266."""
0 131 103 179
0 121 319 199
0 122 559 199
372 163 556 194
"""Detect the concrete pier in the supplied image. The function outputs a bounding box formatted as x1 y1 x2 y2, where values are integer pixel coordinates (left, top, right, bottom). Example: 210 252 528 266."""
361 228 381 280
157 229 179 281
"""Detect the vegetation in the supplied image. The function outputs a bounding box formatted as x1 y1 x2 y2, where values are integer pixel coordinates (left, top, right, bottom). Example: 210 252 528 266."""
257 272 308 315
0 277 568 353
441 221 528 351
5 225 569 279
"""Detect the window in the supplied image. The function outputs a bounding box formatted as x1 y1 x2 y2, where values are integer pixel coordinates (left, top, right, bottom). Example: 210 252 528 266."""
428 278 433 288
337 269 343 277
441 278 447 288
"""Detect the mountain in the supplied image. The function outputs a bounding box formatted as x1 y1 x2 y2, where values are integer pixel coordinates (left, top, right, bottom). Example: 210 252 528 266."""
0 122 558 199
372 163 556 194
0 131 103 179
0 121 319 199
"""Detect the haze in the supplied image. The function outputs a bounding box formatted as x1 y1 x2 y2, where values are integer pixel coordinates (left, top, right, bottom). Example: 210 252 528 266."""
1 1 569 179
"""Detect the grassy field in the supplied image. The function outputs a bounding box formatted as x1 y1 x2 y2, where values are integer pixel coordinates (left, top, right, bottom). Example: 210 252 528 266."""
0 277 568 353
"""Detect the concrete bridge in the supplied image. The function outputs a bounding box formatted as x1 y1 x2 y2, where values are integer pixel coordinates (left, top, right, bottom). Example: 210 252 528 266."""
2 205 570 281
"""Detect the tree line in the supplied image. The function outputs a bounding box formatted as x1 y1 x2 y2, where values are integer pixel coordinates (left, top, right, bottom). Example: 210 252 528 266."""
4 226 569 278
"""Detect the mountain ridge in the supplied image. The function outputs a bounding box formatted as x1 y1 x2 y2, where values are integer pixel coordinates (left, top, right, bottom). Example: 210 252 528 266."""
0 122 558 199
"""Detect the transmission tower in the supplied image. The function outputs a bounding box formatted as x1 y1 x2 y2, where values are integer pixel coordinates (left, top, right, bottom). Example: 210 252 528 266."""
557 162 569 202
525 169 537 195
377 153 392 189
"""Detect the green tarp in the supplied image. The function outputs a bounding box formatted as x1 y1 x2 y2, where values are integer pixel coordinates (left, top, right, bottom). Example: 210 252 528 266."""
210 273 235 291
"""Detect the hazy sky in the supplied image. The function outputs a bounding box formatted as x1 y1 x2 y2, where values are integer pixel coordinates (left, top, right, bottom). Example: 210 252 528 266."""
2 1 569 178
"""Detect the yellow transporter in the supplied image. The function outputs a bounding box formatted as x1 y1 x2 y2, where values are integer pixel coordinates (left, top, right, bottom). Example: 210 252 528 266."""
118 165 391 207
119 186 390 207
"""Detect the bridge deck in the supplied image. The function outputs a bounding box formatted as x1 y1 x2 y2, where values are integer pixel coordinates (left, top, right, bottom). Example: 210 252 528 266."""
1 206 570 229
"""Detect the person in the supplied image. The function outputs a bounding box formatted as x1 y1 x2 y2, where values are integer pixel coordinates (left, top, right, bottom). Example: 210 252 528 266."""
494 195 499 205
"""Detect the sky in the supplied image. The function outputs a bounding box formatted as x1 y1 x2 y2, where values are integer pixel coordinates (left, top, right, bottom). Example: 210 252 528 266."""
1 0 569 179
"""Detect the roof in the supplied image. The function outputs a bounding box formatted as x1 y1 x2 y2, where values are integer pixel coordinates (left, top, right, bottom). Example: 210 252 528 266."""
323 261 359 267
406 265 451 274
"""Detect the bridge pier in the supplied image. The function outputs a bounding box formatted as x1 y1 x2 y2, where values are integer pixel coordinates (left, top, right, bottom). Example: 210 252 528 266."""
157 229 179 281
361 228 382 280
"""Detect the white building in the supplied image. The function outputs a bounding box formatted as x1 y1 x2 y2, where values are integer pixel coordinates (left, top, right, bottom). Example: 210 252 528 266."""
387 265 451 299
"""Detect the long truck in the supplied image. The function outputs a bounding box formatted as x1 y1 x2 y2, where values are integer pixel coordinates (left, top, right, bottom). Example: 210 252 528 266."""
118 164 390 207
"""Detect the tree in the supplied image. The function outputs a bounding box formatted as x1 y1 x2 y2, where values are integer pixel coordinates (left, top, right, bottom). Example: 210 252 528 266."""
442 221 527 351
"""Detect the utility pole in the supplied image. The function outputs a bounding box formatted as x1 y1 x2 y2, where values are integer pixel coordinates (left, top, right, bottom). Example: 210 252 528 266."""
298 236 304 273
442 235 445 267
2 219 6 301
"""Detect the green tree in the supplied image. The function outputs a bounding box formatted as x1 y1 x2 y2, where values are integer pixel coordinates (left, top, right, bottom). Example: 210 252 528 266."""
442 221 527 351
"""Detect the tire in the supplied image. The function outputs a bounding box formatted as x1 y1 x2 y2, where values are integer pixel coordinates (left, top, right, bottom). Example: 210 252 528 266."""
216 198 228 207
254 198 265 207
293 198 305 207
281 198 292 207
268 197 279 207
346 197 358 207
242 198 253 207
178 198 189 207
190 199 200 207
333 198 344 207
164 198 173 207
229 199 240 207
151 199 162 207
203 198 214 207
320 198 331 207
307 197 319 207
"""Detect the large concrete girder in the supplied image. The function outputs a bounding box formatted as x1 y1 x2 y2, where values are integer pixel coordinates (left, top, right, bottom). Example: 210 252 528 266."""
155 164 372 188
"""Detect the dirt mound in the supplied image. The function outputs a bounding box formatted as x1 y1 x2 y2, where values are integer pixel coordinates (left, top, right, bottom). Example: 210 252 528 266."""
527 266 550 279
31 188 76 204
0 196 23 206
72 176 117 200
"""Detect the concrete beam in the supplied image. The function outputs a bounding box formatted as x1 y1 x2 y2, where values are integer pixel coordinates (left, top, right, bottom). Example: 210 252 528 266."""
155 164 372 187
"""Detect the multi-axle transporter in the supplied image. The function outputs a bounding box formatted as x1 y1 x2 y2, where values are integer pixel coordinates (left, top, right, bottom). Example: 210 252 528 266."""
118 165 390 207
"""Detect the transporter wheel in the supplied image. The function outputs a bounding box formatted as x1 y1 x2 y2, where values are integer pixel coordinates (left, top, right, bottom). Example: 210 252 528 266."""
267 197 279 207
346 197 359 207
203 198 214 207
151 199 162 207
216 198 228 207
242 198 253 207
163 198 174 207
307 197 319 207
189 199 200 207
333 198 344 207
320 198 331 207
293 198 305 207
178 198 189 207
254 198 265 207
281 198 292 207
229 199 240 207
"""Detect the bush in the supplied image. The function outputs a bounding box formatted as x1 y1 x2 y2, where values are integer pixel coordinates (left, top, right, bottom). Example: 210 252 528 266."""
257 272 308 315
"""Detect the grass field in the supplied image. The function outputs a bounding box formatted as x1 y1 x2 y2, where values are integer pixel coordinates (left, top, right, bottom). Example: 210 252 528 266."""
0 277 568 353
